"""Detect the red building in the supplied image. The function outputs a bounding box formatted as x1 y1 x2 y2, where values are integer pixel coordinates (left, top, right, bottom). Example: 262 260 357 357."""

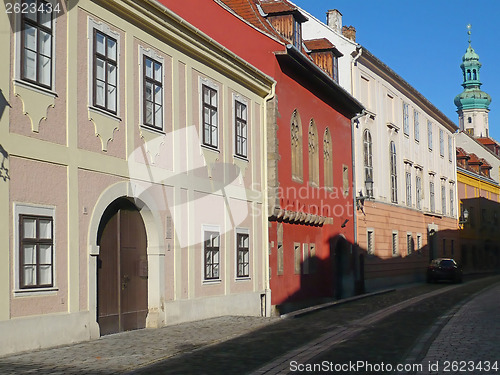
159 0 363 312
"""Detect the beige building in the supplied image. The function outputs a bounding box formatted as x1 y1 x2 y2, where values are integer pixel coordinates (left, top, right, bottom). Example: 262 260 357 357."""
0 0 274 354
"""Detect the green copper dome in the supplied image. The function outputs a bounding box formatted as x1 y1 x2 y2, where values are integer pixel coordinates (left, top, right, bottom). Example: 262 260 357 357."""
455 31 491 111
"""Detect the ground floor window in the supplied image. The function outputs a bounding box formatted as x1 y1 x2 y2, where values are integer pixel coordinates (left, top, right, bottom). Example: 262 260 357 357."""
19 214 54 288
204 230 220 280
236 232 249 278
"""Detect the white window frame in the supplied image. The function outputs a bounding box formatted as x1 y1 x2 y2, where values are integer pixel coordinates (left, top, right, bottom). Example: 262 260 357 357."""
235 228 250 280
448 135 453 161
139 46 165 132
407 232 413 255
414 110 419 142
392 231 399 257
13 0 58 95
199 77 220 150
441 180 447 216
233 93 249 159
367 228 375 255
202 225 221 283
405 170 412 207
427 121 433 151
439 129 444 157
415 169 422 210
403 102 409 135
88 17 121 117
416 233 422 252
14 203 57 295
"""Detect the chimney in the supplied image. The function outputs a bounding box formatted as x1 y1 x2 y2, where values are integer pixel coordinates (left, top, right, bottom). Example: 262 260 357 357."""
342 25 356 42
326 9 342 33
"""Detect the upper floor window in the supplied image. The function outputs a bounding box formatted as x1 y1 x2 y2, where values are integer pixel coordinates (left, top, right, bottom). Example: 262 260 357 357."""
439 129 444 157
323 128 333 189
21 0 53 89
291 110 303 182
390 141 397 203
235 100 248 158
441 182 446 215
202 85 218 148
363 129 373 197
448 135 453 161
143 56 163 130
405 171 412 207
429 179 435 213
403 102 409 135
19 214 54 288
332 56 339 83
93 30 118 114
293 18 301 48
450 184 455 217
416 170 422 210
427 121 433 150
414 110 420 142
308 120 319 186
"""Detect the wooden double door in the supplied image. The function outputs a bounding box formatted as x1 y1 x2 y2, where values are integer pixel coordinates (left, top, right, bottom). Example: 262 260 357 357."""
97 200 148 335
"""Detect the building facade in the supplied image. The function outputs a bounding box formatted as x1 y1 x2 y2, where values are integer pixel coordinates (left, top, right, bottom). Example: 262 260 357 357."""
298 6 459 291
1 0 274 354
159 0 364 310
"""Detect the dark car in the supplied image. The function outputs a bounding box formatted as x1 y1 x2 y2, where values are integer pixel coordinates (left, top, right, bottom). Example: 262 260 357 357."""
427 258 463 283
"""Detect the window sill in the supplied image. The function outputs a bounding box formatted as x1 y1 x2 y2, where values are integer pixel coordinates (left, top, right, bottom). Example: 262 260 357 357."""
235 276 251 282
202 279 222 285
13 79 58 98
14 287 59 297
88 106 121 122
233 154 249 162
140 124 165 135
200 144 220 153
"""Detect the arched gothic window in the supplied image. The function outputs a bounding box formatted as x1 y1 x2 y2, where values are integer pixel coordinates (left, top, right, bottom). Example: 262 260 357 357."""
308 120 319 186
390 141 397 203
323 128 333 189
291 110 303 181
473 69 477 80
363 129 373 197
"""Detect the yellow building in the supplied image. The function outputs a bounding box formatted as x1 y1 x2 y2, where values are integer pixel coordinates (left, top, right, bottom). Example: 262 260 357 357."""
456 148 500 273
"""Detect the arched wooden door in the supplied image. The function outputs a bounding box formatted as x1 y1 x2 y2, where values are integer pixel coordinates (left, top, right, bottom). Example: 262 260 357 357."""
97 199 148 335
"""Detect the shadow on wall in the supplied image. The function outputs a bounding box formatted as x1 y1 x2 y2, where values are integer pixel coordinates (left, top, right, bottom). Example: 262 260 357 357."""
274 225 500 315
0 144 10 181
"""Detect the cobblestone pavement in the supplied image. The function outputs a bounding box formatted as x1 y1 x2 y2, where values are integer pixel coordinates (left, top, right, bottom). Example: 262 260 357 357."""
0 276 498 375
415 283 500 375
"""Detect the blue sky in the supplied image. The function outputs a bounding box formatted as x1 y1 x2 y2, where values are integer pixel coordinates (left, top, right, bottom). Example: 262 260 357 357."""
292 0 500 140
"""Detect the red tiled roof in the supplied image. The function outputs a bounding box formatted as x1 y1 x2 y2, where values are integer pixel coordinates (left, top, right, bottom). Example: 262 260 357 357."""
456 147 469 159
260 0 295 14
477 137 497 146
468 153 482 165
479 158 491 168
304 38 335 51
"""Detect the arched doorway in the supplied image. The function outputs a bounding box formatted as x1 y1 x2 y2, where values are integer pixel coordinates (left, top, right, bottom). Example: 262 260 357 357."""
97 198 148 335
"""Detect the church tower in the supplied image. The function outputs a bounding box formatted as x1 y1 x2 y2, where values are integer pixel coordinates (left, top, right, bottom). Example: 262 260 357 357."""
454 25 491 138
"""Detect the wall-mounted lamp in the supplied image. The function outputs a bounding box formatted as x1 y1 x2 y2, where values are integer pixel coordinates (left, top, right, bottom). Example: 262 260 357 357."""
356 177 373 213
459 208 469 229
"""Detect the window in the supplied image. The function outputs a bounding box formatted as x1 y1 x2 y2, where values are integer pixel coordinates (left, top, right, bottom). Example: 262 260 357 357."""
405 171 412 207
392 231 398 256
450 187 454 217
441 183 446 215
414 110 420 142
302 243 309 274
427 121 433 150
439 129 444 157
308 121 319 186
390 141 397 203
143 56 163 130
294 242 301 274
292 18 301 48
204 230 220 280
363 129 373 197
403 102 409 135
21 0 53 89
19 214 54 288
367 229 374 255
236 232 249 278
407 233 413 255
448 135 453 161
332 56 339 83
429 180 435 213
416 172 422 210
291 110 303 181
277 223 283 276
93 30 118 113
323 128 333 189
416 234 422 252
235 100 248 158
202 85 218 148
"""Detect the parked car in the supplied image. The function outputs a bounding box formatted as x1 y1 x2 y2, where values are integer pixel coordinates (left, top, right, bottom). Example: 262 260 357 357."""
427 258 463 283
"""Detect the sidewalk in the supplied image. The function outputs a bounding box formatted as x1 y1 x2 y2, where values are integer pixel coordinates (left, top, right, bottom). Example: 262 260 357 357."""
415 282 500 374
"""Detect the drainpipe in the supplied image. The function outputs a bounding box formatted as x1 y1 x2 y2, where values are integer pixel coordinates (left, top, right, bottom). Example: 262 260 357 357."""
263 82 276 317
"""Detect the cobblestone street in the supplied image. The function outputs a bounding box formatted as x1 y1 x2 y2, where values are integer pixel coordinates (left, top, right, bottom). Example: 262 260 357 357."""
1 275 498 374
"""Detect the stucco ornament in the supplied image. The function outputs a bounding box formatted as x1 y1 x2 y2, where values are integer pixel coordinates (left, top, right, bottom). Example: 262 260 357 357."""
14 84 55 133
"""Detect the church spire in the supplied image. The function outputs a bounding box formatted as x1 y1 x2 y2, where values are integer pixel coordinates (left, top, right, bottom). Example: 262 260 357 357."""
454 24 491 137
